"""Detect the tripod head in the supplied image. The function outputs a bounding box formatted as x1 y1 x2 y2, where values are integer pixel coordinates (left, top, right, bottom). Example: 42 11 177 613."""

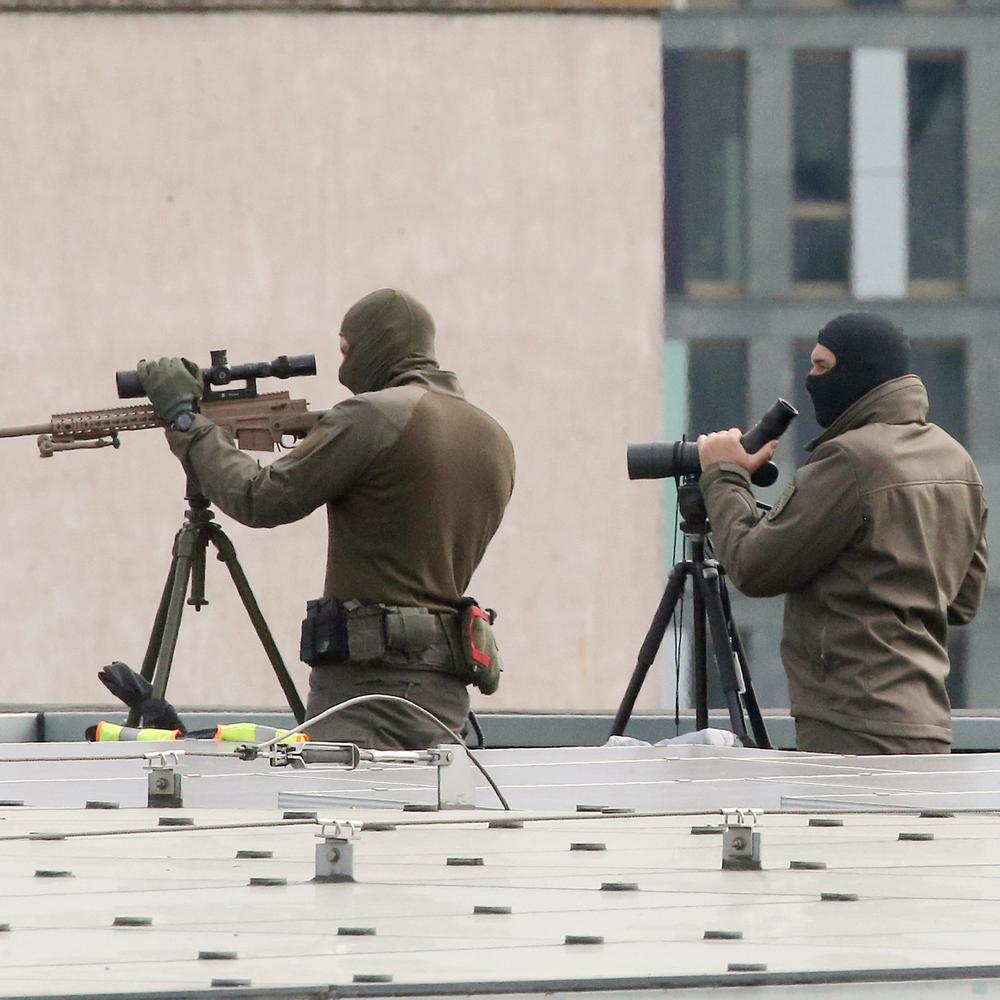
677 477 710 536
676 474 777 540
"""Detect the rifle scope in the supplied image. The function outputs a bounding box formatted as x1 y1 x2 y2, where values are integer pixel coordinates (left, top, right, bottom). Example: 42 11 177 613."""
626 398 798 489
116 350 317 400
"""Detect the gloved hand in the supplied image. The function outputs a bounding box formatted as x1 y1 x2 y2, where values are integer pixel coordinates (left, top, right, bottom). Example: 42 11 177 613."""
98 661 186 732
136 357 203 430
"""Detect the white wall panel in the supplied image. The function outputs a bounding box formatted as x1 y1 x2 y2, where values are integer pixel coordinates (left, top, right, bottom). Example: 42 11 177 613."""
851 47 908 299
0 13 665 712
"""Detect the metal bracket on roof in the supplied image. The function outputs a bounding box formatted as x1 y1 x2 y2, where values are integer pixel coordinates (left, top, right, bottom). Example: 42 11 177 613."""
721 807 761 871
314 818 360 882
143 751 184 809
244 740 474 809
431 744 476 809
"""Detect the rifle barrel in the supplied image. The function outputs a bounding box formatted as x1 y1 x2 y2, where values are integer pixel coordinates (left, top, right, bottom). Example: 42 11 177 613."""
2 392 318 456
0 422 54 439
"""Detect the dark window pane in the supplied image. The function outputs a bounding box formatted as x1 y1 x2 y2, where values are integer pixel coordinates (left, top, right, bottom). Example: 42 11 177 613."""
686 0 744 9
793 219 850 283
687 340 749 438
945 627 969 708
794 53 850 203
909 55 965 283
702 623 753 710
664 51 746 293
911 339 967 443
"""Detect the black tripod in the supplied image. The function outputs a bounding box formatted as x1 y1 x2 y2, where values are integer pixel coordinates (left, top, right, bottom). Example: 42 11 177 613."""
610 479 770 749
126 474 306 728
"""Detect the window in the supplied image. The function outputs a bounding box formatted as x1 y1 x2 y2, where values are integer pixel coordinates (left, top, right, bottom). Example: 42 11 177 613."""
665 51 746 298
946 626 970 708
793 52 851 292
789 49 966 298
687 340 749 439
908 53 965 296
682 0 743 10
911 339 967 443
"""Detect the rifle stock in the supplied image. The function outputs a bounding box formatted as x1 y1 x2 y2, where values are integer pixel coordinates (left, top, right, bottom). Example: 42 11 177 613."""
0 391 323 457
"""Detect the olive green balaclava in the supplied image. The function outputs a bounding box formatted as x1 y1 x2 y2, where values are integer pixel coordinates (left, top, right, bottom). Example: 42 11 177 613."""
338 289 437 394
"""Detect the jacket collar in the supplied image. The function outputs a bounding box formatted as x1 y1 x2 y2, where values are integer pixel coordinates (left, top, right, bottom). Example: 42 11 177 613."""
806 374 928 452
385 365 466 399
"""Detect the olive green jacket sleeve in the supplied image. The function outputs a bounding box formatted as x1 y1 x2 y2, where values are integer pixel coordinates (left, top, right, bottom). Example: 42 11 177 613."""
165 396 398 528
947 507 989 625
699 445 864 598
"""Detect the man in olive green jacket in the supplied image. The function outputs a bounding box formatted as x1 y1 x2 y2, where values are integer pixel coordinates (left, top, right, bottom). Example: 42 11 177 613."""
697 313 987 754
138 289 515 750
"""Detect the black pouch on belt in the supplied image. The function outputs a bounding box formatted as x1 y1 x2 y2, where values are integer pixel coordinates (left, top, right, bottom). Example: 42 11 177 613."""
299 597 350 666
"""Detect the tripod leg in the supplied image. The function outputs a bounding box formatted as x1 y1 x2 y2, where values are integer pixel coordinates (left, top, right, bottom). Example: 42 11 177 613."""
694 566 751 746
187 526 210 610
719 583 772 749
693 577 708 732
146 531 199 708
126 549 182 728
208 527 306 725
609 562 690 738
729 622 771 750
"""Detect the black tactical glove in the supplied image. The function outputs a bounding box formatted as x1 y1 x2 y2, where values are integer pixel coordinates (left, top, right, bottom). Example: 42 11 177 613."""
136 357 204 431
97 661 185 732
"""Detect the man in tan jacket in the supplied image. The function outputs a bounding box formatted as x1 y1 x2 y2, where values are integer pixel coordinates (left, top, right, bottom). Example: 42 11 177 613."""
138 290 515 749
697 313 988 754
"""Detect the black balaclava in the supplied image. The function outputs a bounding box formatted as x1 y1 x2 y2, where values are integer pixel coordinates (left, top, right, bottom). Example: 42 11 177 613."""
338 288 437 394
805 312 911 428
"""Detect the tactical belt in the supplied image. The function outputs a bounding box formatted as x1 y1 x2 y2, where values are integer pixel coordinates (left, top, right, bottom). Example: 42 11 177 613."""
299 598 502 695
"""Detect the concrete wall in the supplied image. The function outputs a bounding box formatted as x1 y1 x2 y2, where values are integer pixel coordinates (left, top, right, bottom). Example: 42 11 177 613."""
0 12 667 713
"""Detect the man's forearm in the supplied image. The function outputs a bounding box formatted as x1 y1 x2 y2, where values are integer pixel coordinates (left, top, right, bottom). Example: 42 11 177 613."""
166 416 306 528
700 443 862 597
699 462 785 597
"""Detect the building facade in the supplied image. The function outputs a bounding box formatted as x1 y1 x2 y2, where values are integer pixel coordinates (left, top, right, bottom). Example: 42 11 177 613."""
661 2 1000 709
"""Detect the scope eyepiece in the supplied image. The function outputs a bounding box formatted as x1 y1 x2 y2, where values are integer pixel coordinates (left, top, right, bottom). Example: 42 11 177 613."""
626 398 799 488
741 399 798 457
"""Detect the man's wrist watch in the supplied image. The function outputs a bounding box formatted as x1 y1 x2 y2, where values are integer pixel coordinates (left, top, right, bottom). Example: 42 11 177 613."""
172 411 195 432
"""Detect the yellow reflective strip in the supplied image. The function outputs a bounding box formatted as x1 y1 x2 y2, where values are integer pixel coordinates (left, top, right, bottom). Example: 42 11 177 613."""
96 721 122 741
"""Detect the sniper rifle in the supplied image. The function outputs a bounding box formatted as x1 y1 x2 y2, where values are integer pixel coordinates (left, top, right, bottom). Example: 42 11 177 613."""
0 349 324 456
